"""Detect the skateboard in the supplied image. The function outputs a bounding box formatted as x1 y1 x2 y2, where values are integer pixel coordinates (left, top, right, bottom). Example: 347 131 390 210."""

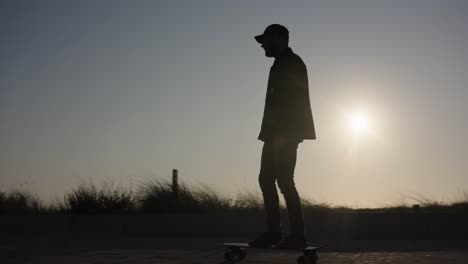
223 242 321 264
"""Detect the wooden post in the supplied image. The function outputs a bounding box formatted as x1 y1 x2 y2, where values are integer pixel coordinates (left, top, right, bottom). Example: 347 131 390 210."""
413 204 420 214
172 169 179 200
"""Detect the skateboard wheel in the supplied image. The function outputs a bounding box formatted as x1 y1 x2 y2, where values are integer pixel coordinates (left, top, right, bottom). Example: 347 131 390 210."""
297 255 305 263
224 249 247 262
297 255 317 264
224 251 235 261
238 249 247 259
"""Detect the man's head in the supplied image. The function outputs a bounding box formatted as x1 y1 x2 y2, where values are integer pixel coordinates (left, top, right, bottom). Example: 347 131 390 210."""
255 24 289 58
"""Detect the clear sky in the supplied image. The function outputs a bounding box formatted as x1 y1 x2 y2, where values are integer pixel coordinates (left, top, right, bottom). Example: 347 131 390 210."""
1 0 468 208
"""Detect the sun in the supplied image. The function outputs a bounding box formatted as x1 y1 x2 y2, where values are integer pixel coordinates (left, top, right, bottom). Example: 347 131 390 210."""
349 112 370 134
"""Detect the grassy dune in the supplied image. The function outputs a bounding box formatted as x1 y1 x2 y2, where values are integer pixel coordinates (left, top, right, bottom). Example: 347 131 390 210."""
1 178 467 215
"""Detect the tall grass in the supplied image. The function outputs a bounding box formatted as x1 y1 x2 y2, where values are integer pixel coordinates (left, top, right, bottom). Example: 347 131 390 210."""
137 178 232 213
230 189 263 211
64 182 135 214
0 190 43 214
2 179 468 214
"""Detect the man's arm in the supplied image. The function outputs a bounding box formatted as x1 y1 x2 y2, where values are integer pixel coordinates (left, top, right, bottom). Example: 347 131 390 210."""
273 59 308 140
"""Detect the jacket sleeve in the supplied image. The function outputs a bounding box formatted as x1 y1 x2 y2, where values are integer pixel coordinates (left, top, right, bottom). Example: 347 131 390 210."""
274 60 309 138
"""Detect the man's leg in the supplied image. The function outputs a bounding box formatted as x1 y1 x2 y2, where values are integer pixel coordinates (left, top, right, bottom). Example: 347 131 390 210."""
275 141 305 238
258 142 282 233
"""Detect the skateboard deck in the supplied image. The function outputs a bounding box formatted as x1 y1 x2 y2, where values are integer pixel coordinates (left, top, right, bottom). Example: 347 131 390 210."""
223 242 321 263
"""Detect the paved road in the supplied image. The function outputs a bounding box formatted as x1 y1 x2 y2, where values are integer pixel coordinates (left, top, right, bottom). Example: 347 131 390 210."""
1 236 468 263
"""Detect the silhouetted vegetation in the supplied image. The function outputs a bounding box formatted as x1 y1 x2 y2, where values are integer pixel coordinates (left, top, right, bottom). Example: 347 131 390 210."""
1 180 468 215
64 182 136 214
230 189 264 212
137 179 231 213
0 190 43 214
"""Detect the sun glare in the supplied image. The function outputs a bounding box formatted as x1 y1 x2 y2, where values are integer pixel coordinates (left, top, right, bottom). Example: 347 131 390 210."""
350 112 370 134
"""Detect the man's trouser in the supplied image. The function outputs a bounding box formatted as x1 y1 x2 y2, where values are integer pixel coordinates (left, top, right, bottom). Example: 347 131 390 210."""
258 139 305 237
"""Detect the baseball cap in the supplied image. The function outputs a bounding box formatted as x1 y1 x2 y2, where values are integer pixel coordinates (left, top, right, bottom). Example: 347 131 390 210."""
255 24 289 44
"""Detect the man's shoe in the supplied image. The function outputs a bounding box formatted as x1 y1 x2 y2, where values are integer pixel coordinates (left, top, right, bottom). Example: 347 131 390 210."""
274 234 307 249
248 231 283 248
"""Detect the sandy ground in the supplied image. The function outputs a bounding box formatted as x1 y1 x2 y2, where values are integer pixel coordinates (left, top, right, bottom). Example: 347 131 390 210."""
1 235 468 263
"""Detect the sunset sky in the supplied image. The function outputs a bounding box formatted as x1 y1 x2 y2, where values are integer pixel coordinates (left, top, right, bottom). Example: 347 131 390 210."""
1 0 468 208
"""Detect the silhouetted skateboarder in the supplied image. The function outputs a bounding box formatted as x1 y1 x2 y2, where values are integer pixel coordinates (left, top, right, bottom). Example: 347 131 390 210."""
249 24 316 249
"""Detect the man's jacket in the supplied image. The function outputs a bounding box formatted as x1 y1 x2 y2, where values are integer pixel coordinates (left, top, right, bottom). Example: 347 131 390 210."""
258 47 316 142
